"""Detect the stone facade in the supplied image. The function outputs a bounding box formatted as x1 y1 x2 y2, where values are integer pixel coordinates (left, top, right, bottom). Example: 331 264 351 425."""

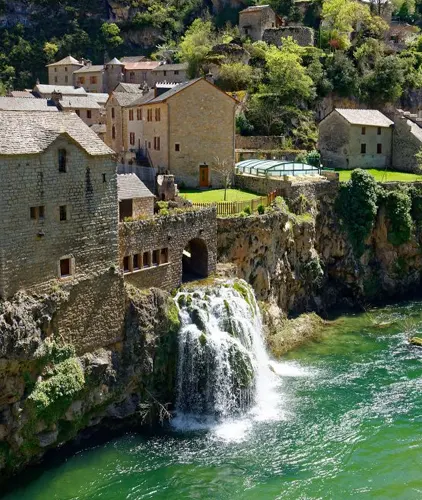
319 109 393 169
239 5 279 41
263 26 315 47
392 110 422 173
151 63 189 85
119 208 217 290
47 56 83 86
73 66 105 93
105 93 125 161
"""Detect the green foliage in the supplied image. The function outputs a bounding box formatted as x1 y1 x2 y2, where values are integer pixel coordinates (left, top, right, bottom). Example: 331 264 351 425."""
383 189 413 246
178 19 215 78
257 204 265 215
28 358 85 424
236 112 254 136
301 256 324 285
335 169 379 257
243 206 251 216
216 62 254 91
410 186 422 222
35 339 76 366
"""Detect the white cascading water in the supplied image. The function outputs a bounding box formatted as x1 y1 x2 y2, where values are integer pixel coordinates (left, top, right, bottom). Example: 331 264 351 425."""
172 280 297 434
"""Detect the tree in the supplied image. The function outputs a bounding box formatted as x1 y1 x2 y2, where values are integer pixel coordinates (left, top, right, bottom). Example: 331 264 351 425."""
178 19 215 78
43 41 59 63
361 55 406 103
100 23 123 52
212 156 234 201
217 62 254 91
325 51 359 97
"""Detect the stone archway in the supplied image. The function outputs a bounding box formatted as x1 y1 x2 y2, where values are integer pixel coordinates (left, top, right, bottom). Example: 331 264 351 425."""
182 238 209 282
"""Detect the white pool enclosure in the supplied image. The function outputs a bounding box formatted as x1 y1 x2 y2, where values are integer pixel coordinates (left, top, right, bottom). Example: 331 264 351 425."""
236 159 320 177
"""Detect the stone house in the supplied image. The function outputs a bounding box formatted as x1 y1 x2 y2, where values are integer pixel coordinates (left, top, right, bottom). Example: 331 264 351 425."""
57 95 104 127
319 108 393 169
123 60 161 88
117 173 154 221
239 5 282 41
46 55 83 86
104 57 125 93
139 78 237 187
73 64 105 93
151 63 189 85
392 110 422 172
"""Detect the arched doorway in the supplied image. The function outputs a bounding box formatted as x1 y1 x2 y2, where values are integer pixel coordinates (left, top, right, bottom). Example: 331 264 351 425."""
182 238 208 282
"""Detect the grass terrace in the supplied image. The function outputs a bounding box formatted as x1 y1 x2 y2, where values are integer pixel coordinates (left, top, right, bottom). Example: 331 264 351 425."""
180 189 258 202
336 169 422 183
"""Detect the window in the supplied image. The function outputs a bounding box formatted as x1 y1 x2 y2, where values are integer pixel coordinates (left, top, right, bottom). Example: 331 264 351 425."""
111 107 115 119
152 249 159 266
377 127 382 135
160 248 168 264
129 109 134 121
79 77 85 84
54 76 58 83
123 256 130 273
102 173 107 183
244 27 249 35
60 258 71 278
75 109 80 117
30 206 45 221
137 108 142 120
112 126 116 139
361 127 366 135
148 141 151 149
133 254 140 270
59 205 67 221
377 143 382 154
155 108 161 121
65 67 68 72
154 137 160 150
130 72 135 81
175 143 180 152
143 251 151 267
174 70 179 75
54 68 57 73
87 110 92 119
147 109 153 122
163 70 167 77
58 149 67 172
65 75 68 83
90 76 97 84
130 132 135 145
361 143 366 154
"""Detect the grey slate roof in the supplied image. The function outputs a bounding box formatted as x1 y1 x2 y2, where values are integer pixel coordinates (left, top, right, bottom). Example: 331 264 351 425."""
0 97 58 111
59 96 101 110
126 89 156 107
73 65 104 74
335 109 393 127
46 55 83 67
106 57 124 66
114 83 144 93
0 111 114 156
90 123 107 134
9 90 35 98
146 78 202 104
34 84 87 96
117 173 154 200
111 92 145 107
240 4 271 12
87 93 109 105
407 119 422 143
152 63 188 72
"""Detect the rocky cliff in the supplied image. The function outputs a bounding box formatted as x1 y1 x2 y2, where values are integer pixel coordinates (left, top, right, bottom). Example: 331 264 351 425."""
0 285 180 478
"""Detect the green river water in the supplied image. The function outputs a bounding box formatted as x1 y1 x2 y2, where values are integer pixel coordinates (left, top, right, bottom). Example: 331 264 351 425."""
3 301 422 499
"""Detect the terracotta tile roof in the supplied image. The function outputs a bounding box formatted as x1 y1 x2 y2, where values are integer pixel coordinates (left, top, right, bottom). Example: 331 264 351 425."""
124 61 160 71
74 65 104 74
0 97 58 111
46 55 83 67
0 111 114 156
59 96 101 110
117 173 154 200
335 109 393 127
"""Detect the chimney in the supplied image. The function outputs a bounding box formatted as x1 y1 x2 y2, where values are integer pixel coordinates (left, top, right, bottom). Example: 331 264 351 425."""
51 91 63 105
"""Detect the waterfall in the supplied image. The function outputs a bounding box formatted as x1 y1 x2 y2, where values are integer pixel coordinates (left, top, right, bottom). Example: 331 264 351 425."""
173 280 280 427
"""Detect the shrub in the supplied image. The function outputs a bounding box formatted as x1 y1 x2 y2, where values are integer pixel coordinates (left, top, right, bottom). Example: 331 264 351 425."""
159 208 170 216
243 206 251 216
335 169 379 257
384 189 413 246
257 204 265 215
306 150 321 168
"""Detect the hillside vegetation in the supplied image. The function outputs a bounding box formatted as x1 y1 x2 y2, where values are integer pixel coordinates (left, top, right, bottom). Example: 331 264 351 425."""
2 0 422 147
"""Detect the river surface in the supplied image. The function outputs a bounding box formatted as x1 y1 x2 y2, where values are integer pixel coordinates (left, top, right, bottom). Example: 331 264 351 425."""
4 302 422 499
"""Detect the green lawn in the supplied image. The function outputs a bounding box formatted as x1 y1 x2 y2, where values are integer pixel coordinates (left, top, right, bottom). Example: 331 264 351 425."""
336 169 422 183
180 188 259 202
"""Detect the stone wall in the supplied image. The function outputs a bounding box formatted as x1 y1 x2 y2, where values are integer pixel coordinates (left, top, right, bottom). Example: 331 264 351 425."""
392 111 422 173
235 135 284 150
263 26 314 47
119 208 217 290
133 197 154 218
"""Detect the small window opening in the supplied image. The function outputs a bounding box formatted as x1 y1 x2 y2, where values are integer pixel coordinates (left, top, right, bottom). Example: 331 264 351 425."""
160 248 168 264
102 173 107 183
361 126 366 135
133 254 140 270
377 143 382 154
143 252 151 267
123 256 130 273
377 127 382 135
59 205 67 221
361 143 366 154
58 149 67 172
175 143 180 152
87 110 92 119
152 250 159 266
112 107 115 119
30 206 45 221
60 258 71 278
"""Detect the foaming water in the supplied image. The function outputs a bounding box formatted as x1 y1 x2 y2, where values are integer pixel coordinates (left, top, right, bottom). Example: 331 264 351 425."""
4 300 422 500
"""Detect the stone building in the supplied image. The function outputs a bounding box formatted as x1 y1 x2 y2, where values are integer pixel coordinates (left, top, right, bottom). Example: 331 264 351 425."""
263 26 315 47
239 5 282 41
73 63 105 93
123 60 161 88
46 55 83 86
151 63 189 85
103 57 125 93
57 95 104 127
117 173 154 221
0 110 125 350
319 108 393 169
139 78 237 187
392 110 422 172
